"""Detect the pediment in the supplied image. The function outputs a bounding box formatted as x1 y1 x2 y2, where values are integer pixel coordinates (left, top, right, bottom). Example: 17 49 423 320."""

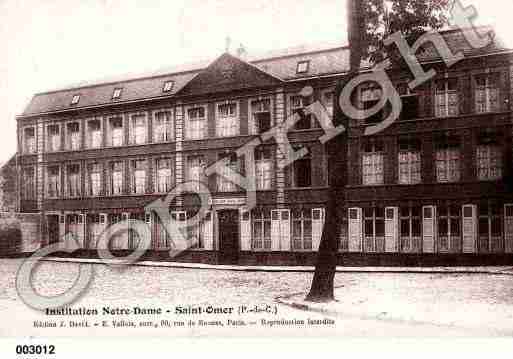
177 53 283 96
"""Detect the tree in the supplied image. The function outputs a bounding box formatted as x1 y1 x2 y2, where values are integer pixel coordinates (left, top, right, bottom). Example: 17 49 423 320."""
306 0 450 302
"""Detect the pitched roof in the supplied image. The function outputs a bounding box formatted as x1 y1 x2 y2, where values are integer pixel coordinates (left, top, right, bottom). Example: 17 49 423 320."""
415 26 508 63
21 44 350 117
20 26 511 117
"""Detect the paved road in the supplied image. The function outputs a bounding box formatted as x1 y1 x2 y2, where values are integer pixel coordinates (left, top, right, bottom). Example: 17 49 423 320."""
0 259 511 337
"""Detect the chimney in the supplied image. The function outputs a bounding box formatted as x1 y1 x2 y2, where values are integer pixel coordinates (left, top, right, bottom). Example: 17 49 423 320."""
236 44 247 59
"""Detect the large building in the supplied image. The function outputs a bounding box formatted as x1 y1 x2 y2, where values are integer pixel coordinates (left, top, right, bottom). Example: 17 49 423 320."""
15 27 513 265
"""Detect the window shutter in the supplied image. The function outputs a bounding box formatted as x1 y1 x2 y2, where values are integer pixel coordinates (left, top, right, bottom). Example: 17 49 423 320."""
504 204 513 253
348 207 362 252
59 214 66 243
280 209 291 251
78 214 86 249
312 208 324 251
202 211 214 250
462 204 477 253
144 212 154 249
240 210 251 251
385 207 399 253
422 205 436 253
271 210 281 251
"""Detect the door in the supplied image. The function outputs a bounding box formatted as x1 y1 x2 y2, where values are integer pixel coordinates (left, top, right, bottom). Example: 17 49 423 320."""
218 210 240 264
47 215 60 245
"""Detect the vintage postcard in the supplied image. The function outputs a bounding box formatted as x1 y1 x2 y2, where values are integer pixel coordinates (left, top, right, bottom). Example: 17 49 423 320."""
1 0 513 356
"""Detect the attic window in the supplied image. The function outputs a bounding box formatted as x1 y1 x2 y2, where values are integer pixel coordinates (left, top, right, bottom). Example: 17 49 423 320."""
112 88 123 100
71 94 80 105
163 81 174 93
296 60 310 74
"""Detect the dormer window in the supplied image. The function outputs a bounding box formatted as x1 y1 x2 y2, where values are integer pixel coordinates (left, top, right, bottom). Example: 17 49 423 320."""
296 60 310 74
71 94 80 105
163 81 174 93
112 88 123 100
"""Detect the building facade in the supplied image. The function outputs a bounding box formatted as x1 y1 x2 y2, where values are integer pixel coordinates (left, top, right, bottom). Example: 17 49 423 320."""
15 27 513 265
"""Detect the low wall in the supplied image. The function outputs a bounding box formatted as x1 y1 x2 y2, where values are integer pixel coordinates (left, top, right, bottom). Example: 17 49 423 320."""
0 212 41 255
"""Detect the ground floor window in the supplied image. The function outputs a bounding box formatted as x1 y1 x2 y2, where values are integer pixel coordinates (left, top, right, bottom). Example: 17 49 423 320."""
154 214 171 250
437 204 461 252
252 209 272 250
363 207 385 252
187 212 209 250
339 211 349 252
478 202 503 253
400 206 422 253
292 209 312 251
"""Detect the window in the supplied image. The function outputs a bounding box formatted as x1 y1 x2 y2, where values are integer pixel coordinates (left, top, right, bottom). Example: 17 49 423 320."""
23 127 36 154
251 99 272 134
296 60 310 74
437 203 461 252
255 147 273 190
478 202 503 253
252 209 272 250
131 160 147 194
398 138 421 185
360 84 383 124
87 120 102 149
163 80 174 93
130 114 147 145
108 117 124 147
187 156 206 192
46 166 60 198
110 162 123 195
477 144 502 181
290 95 312 130
154 213 171 249
66 122 80 151
216 102 239 137
47 124 61 152
21 167 35 200
217 153 239 192
475 73 500 113
153 111 172 143
66 164 81 197
362 140 384 185
71 94 80 105
363 207 385 252
322 90 335 117
400 206 422 253
293 147 311 188
435 136 461 183
397 83 419 121
292 209 312 251
156 158 173 193
187 212 209 249
112 88 123 100
435 78 459 117
186 107 207 140
88 163 102 197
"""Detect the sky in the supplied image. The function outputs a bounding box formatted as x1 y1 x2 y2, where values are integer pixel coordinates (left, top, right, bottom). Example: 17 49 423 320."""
1 0 512 165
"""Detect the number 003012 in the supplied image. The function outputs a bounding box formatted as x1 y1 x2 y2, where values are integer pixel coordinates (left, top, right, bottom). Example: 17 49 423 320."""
16 345 55 355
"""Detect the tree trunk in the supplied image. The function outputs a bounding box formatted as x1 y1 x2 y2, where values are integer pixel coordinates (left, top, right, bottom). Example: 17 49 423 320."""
306 0 363 303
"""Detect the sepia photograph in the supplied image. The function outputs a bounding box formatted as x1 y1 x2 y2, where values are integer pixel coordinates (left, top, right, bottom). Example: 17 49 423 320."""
1 0 513 355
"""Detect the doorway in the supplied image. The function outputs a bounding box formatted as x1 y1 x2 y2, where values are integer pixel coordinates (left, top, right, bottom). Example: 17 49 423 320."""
46 215 60 245
217 209 240 264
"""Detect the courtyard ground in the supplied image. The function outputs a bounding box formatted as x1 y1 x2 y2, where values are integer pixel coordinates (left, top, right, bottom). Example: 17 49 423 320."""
0 259 512 337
